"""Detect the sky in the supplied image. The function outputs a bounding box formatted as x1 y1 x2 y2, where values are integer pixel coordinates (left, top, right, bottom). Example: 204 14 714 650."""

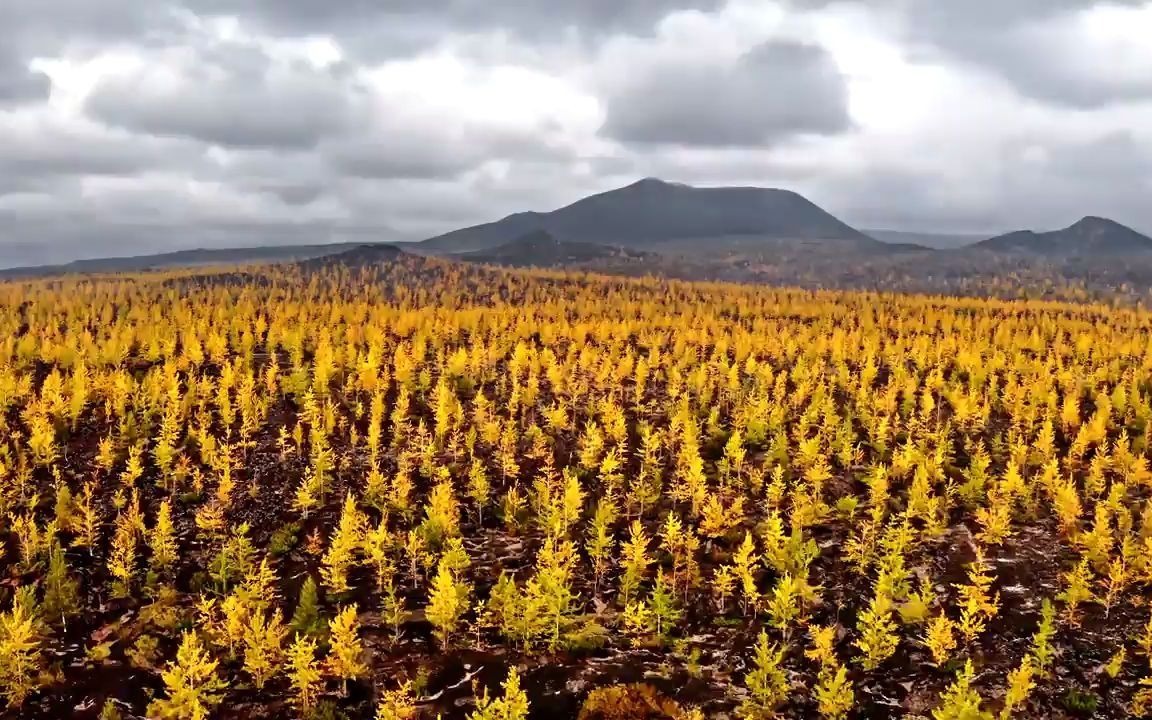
3 0 1152 266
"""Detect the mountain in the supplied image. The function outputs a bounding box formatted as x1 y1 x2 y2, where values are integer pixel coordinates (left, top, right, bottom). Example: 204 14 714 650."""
420 178 885 254
461 230 650 268
866 229 986 250
0 242 370 279
298 243 407 270
972 217 1152 257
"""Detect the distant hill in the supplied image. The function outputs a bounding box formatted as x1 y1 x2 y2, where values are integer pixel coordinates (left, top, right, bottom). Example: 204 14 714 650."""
421 178 891 254
0 243 369 279
297 243 408 270
972 217 1152 257
866 229 986 250
460 230 650 268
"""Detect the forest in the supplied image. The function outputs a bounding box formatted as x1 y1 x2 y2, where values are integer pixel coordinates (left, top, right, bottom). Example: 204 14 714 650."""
2 256 1152 719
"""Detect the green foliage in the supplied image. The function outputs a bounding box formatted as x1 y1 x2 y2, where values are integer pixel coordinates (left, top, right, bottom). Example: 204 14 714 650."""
485 539 578 651
42 542 81 625
208 524 256 593
127 635 161 670
291 576 327 640
1061 689 1099 715
562 619 611 652
268 521 302 558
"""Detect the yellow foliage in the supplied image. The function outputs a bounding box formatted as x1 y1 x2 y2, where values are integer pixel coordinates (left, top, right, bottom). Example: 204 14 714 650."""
287 634 322 713
0 597 42 708
147 632 224 720
325 605 367 688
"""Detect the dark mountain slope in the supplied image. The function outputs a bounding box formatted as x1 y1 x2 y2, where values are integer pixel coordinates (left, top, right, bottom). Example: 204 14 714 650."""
460 230 650 268
0 242 370 279
973 217 1152 257
420 178 889 254
297 243 408 270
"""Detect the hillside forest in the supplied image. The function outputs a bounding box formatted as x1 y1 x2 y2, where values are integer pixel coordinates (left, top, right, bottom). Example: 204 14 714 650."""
2 257 1152 719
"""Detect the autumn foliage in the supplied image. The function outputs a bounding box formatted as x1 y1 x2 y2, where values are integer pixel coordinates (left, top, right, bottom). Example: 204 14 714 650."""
1 259 1152 717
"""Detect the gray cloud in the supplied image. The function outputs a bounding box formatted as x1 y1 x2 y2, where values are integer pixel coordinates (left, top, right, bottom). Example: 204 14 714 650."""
997 131 1152 228
814 131 1152 235
950 33 1152 109
0 0 161 53
184 0 727 45
0 50 51 105
0 121 204 179
328 141 482 182
325 119 582 181
843 0 1152 108
603 40 850 147
85 39 361 149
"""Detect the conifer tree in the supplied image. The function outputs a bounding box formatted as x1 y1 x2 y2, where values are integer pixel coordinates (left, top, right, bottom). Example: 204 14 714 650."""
467 457 491 525
855 591 899 670
469 667 530 720
0 597 43 709
150 499 179 571
291 576 326 639
325 605 367 695
931 660 991 720
321 493 367 595
108 514 138 598
924 615 957 666
243 610 287 690
376 681 418 720
287 634 323 714
740 631 789 719
147 632 224 720
42 542 81 626
1000 656 1036 719
427 560 470 646
619 521 653 605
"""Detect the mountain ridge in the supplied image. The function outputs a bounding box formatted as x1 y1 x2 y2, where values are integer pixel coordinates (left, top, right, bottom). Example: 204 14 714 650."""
420 177 889 254
972 216 1152 256
0 242 371 278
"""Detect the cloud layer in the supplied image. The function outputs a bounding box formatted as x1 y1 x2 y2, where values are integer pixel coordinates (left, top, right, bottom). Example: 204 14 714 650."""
2 0 1152 266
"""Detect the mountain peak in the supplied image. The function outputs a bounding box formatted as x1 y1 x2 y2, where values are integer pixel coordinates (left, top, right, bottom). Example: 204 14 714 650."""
420 179 873 253
975 216 1152 256
622 177 689 192
1070 216 1124 232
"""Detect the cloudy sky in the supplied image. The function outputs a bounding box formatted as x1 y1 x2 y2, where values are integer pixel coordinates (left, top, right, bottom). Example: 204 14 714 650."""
3 0 1152 266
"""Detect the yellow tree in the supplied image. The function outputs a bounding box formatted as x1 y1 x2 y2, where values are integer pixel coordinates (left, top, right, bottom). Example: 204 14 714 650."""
147 632 224 720
0 597 43 709
321 493 367 595
149 500 179 571
287 634 322 713
243 610 287 690
326 605 367 695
